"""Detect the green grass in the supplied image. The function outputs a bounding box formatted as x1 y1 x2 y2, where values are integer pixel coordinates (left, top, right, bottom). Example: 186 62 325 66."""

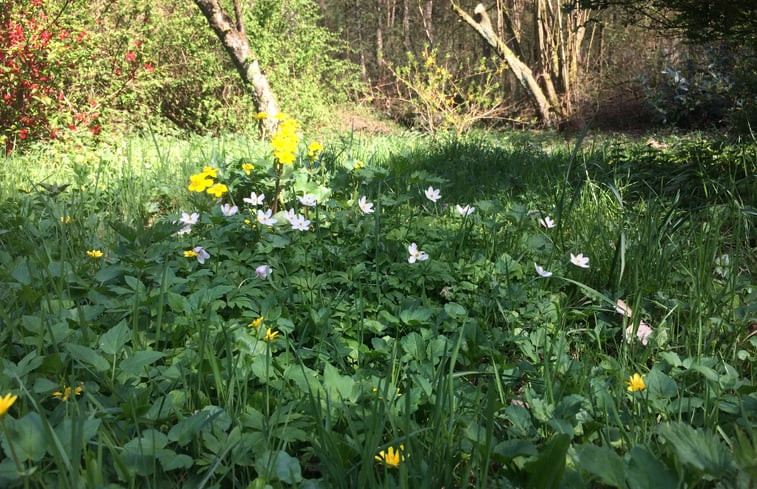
0 129 755 488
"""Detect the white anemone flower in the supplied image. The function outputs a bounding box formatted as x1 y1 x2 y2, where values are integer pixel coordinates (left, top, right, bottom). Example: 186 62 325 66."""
539 216 556 228
193 246 210 264
424 186 441 203
220 204 238 216
570 253 590 268
243 192 265 206
283 208 297 224
298 194 317 207
456 204 475 217
290 214 311 231
358 196 374 214
534 263 553 277
179 212 199 225
407 242 429 263
256 209 277 226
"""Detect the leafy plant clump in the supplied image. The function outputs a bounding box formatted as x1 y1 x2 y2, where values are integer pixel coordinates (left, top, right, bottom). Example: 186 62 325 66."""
0 129 754 488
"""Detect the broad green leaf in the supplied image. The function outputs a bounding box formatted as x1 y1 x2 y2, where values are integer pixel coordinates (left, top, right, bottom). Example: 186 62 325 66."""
626 445 679 489
657 422 734 477
524 433 570 489
99 320 131 355
120 351 164 376
493 439 538 460
54 419 101 448
1 412 46 462
572 444 625 487
443 302 467 320
168 406 226 446
400 307 432 326
256 450 303 484
64 343 109 372
323 363 357 404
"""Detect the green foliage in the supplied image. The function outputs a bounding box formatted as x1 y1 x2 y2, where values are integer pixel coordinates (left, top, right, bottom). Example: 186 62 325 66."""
0 130 755 487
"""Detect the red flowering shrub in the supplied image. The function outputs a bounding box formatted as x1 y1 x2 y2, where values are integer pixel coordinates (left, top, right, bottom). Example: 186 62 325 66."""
0 0 156 152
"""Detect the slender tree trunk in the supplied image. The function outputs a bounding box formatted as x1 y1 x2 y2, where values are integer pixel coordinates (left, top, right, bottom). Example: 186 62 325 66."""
192 0 280 132
421 0 433 44
403 0 411 51
376 0 385 72
355 0 368 79
450 1 555 126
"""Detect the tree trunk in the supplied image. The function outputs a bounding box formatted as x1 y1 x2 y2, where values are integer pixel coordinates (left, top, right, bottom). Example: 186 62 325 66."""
192 0 280 132
450 1 555 126
420 0 433 44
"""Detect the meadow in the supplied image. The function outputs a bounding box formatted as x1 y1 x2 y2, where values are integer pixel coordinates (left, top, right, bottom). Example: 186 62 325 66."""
0 124 755 489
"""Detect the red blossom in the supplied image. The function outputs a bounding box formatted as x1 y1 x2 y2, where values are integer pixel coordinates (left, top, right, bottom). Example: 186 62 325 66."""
125 51 136 63
144 62 155 72
19 128 28 139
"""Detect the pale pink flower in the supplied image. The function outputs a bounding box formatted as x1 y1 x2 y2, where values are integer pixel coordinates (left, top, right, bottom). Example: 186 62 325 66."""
255 264 272 279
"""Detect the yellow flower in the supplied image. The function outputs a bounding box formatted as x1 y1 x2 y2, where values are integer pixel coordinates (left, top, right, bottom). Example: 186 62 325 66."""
60 216 71 224
52 384 83 401
242 163 254 175
183 250 198 258
86 250 103 258
271 118 300 165
0 393 18 417
375 445 406 468
263 328 279 342
188 173 214 192
206 183 228 198
626 373 646 392
248 317 264 328
307 141 323 158
353 160 365 170
201 166 219 178
253 112 269 119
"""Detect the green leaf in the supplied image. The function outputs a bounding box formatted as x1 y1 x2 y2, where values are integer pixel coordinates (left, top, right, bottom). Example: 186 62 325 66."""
626 445 679 489
167 406 226 446
657 422 734 477
54 419 101 448
400 307 432 326
64 343 109 372
1 413 47 462
99 320 131 355
572 444 625 487
323 363 357 404
444 302 468 320
256 450 303 484
120 351 165 376
524 433 570 489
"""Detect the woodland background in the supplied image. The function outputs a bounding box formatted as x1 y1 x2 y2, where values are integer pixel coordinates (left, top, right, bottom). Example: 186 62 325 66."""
2 0 756 152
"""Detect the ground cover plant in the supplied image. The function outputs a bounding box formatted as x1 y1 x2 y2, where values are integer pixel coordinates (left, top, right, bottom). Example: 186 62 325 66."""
0 125 755 488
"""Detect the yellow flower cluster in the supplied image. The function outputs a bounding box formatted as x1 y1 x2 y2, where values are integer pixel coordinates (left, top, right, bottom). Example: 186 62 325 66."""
307 141 323 159
86 250 103 258
271 117 300 165
188 166 228 197
53 384 84 401
242 163 255 175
